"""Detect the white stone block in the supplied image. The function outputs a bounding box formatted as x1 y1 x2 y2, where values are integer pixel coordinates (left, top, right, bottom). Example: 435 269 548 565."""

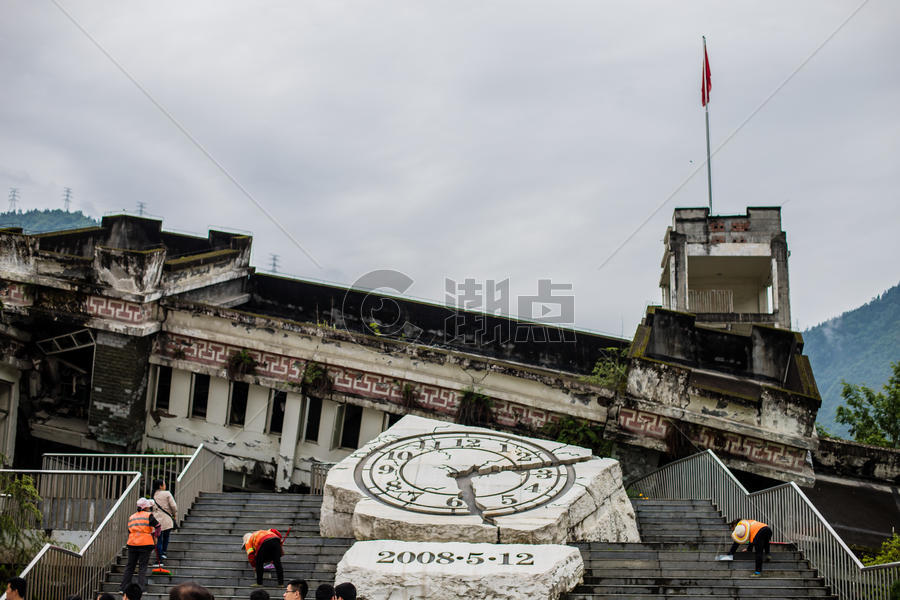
335 540 584 600
352 498 496 543
319 415 640 544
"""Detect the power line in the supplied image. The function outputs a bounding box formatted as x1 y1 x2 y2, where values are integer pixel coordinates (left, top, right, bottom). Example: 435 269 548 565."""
137 201 146 216
63 187 73 212
8 188 19 212
269 253 280 274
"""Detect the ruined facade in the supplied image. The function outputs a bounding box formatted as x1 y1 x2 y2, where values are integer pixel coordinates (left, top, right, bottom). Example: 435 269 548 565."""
0 211 825 491
660 207 791 330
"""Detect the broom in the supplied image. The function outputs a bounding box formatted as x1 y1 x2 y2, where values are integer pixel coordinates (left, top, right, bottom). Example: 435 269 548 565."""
152 533 171 576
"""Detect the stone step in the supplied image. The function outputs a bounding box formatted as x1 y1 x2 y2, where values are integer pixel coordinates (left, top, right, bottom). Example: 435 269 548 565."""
176 524 322 534
199 492 324 501
581 561 809 571
580 550 804 561
564 591 838 600
583 568 817 579
578 577 825 587
570 584 833 596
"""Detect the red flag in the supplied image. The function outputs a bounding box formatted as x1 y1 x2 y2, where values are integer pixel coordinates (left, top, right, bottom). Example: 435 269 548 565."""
701 43 711 106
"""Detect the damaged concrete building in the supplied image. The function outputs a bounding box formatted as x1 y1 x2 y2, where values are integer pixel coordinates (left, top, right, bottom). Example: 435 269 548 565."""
0 208 895 547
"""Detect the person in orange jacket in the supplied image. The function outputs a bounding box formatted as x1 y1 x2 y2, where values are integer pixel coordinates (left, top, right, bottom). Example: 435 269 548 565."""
120 497 159 591
727 518 772 575
243 528 285 587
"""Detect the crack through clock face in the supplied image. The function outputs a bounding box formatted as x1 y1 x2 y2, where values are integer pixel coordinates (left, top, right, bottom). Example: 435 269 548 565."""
353 430 577 518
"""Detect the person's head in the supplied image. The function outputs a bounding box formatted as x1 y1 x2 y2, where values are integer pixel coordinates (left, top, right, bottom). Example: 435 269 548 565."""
169 583 215 600
334 583 356 600
284 579 308 600
314 584 334 600
6 577 26 600
96 594 116 600
136 497 153 512
152 479 166 493
123 583 143 600
249 591 270 600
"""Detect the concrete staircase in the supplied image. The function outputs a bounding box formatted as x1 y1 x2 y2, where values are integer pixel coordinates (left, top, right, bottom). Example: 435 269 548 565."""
99 492 353 600
563 498 836 599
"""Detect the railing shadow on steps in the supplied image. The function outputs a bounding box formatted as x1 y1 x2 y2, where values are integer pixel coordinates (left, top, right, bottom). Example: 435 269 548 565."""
627 449 900 600
0 444 223 600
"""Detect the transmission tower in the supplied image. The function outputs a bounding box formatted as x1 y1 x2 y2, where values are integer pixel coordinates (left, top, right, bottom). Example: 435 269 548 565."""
63 187 72 212
8 188 19 212
137 201 146 216
269 253 280 273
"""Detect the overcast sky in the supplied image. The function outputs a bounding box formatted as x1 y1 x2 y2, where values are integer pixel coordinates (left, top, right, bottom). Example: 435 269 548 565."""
2 1 898 338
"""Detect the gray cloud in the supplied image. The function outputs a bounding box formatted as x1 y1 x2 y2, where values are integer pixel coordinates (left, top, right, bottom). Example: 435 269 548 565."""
1 0 898 336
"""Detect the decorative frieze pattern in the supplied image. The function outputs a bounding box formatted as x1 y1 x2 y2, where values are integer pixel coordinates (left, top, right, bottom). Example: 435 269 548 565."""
0 282 33 306
617 407 806 471
159 333 554 430
87 296 152 324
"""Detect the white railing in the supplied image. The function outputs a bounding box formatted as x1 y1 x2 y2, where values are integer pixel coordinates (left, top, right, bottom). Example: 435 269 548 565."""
42 451 193 498
170 445 224 527
628 450 900 600
688 288 734 313
310 462 334 495
1 470 136 532
2 444 223 599
0 470 142 600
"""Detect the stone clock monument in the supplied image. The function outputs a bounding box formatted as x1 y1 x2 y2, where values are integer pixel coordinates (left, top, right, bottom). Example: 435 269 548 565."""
321 415 640 599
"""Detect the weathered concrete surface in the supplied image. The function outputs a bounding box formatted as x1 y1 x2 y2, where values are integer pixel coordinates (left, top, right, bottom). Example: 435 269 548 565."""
320 415 640 544
335 540 584 600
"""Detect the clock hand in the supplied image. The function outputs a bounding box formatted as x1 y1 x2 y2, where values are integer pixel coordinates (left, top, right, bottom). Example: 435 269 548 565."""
450 466 494 525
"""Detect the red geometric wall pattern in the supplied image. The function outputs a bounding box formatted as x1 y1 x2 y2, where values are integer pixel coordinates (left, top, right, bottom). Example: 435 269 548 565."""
86 296 152 324
617 407 806 472
0 282 33 306
159 334 555 430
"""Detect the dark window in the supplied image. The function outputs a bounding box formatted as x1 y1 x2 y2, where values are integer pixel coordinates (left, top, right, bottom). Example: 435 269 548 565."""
387 412 403 428
229 381 249 426
305 396 322 442
155 366 172 411
191 373 209 419
269 390 286 434
340 405 363 449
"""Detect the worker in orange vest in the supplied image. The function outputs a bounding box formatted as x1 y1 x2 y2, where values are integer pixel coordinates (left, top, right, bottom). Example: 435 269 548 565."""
727 518 773 575
120 497 159 591
243 528 285 587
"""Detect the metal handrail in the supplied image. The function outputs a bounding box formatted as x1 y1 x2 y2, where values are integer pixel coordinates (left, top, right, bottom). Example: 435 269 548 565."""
310 462 335 495
42 452 193 497
2 444 223 600
0 470 142 600
628 449 900 600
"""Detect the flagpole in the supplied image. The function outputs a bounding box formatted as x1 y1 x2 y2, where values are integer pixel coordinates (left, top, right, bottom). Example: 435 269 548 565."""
703 36 713 212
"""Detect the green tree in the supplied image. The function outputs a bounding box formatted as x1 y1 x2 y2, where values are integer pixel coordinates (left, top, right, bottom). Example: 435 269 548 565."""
835 361 900 448
0 469 50 580
863 532 900 566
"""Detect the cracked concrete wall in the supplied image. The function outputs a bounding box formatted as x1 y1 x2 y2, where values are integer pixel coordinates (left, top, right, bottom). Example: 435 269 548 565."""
89 331 152 448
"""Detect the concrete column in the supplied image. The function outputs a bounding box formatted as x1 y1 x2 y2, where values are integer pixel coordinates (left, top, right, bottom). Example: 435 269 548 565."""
276 391 304 490
245 384 269 433
359 407 385 447
771 234 792 329
207 377 229 426
671 232 689 311
0 364 20 461
89 331 152 449
169 369 191 418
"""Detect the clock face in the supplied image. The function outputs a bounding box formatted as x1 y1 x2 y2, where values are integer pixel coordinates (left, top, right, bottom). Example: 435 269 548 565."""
353 430 574 517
